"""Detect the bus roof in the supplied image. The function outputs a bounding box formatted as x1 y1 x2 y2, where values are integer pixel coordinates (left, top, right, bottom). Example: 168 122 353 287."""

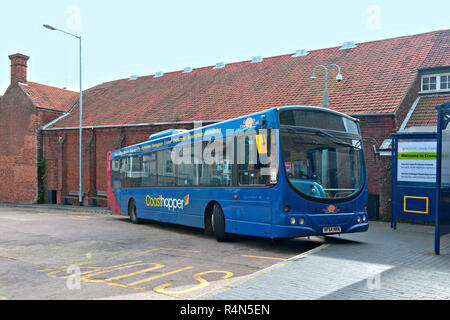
110 106 357 160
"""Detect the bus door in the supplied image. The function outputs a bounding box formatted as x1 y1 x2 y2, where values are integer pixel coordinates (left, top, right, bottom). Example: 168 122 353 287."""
235 131 273 225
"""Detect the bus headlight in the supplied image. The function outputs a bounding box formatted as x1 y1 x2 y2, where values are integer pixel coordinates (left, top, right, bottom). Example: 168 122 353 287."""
357 215 362 223
289 217 296 225
298 217 305 225
362 215 367 222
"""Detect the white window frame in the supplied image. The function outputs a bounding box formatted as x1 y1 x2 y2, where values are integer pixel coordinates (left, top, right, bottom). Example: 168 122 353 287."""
421 73 450 93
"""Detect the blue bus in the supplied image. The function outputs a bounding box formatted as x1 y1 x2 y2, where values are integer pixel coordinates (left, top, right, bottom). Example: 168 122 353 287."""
107 106 369 241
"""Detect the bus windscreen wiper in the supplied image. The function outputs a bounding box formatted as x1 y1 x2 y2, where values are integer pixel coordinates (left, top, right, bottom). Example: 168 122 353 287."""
314 129 360 149
280 125 360 149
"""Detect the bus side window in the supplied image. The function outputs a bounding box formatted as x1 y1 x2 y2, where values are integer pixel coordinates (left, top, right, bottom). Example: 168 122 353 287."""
177 145 196 186
200 138 231 186
237 132 269 186
111 159 121 189
119 158 127 188
128 155 143 188
142 153 157 186
158 149 175 186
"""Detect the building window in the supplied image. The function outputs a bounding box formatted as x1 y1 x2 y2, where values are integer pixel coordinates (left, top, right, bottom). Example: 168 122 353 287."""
441 75 449 90
421 74 450 92
422 76 436 91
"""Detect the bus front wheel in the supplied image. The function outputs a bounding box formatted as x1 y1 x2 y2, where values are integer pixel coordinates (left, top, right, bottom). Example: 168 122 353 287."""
128 199 142 224
212 204 227 242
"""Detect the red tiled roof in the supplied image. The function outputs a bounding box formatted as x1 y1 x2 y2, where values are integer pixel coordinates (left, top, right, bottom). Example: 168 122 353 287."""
19 82 78 113
405 94 450 128
48 30 450 129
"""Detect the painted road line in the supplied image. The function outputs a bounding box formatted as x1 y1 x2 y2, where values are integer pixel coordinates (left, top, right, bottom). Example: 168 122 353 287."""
154 270 234 295
126 266 195 287
47 261 142 280
47 266 102 279
81 261 146 283
104 263 164 282
240 254 286 261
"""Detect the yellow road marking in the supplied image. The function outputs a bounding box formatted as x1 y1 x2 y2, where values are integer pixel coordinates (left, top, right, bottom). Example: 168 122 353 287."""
47 266 102 279
107 283 146 290
127 266 195 287
240 254 286 261
48 261 141 280
154 270 234 295
104 263 164 282
81 261 145 283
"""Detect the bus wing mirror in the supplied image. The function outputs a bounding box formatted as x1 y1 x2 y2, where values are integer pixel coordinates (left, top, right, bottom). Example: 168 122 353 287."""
372 145 379 163
362 137 379 163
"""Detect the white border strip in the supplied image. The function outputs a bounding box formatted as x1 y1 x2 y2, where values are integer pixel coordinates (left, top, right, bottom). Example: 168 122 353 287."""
194 241 330 300
398 96 421 132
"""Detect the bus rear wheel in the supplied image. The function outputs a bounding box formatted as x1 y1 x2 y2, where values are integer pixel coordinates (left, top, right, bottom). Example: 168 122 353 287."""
128 199 142 224
212 203 227 242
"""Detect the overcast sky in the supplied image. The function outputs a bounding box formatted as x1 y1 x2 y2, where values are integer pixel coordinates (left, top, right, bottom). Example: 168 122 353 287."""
1 0 449 95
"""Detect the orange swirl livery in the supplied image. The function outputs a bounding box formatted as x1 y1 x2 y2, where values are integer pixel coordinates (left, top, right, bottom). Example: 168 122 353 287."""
324 205 339 213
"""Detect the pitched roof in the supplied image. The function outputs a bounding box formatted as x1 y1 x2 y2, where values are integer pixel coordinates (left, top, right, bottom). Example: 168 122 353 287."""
405 94 450 129
47 29 450 129
19 81 78 113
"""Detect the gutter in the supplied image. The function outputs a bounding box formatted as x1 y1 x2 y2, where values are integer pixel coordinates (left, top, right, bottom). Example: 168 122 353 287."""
41 112 71 130
348 112 395 117
42 120 221 131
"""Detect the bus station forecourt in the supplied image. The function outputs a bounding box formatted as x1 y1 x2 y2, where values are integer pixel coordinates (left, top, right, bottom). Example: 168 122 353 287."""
2 203 448 300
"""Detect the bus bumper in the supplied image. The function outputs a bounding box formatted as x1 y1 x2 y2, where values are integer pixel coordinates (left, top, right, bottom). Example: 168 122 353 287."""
271 212 369 238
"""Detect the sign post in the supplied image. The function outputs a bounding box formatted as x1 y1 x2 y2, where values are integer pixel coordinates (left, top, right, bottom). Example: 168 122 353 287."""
435 102 450 254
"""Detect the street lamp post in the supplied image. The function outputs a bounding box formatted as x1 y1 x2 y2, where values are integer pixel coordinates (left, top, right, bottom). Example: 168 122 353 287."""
311 64 343 108
44 24 83 206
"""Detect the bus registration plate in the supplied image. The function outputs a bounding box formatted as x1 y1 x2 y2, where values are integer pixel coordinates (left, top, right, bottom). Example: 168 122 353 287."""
323 226 341 234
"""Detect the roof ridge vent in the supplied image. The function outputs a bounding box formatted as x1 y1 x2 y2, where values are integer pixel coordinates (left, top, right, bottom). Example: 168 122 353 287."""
129 75 138 81
183 67 193 73
251 56 263 63
154 72 164 78
213 62 225 69
292 49 309 58
340 41 357 50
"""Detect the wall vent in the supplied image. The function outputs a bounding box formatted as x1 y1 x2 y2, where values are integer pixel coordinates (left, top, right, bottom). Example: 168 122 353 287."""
291 49 309 57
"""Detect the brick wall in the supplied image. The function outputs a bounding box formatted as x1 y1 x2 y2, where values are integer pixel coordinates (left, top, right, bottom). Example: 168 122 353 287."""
357 115 396 219
0 84 62 203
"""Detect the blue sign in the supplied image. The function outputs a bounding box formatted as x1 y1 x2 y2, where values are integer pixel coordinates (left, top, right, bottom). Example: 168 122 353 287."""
391 132 437 229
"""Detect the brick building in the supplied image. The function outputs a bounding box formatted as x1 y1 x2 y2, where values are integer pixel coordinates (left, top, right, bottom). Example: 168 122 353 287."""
1 30 449 219
0 54 78 203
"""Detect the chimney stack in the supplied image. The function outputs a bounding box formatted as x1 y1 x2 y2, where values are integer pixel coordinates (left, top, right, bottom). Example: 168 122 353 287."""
9 53 29 84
